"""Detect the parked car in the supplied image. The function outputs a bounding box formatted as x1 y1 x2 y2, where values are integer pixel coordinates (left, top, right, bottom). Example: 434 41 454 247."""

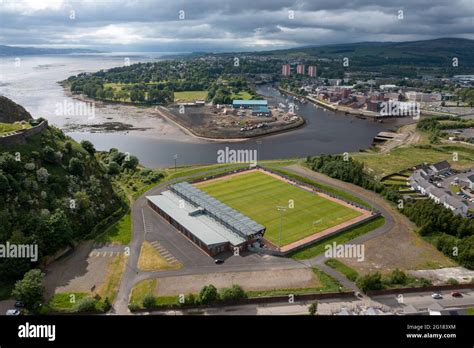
451 291 462 298
6 309 21 316
214 259 224 264
431 293 443 299
14 301 25 308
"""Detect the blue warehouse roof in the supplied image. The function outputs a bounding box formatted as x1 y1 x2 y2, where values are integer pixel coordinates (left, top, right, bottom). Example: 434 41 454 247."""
233 100 268 106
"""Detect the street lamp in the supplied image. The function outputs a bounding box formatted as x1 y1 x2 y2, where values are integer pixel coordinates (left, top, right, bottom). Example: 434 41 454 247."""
276 205 287 250
256 139 262 164
173 154 178 171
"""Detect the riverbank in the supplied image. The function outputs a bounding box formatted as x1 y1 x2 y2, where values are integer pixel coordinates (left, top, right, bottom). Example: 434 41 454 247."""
64 85 306 140
277 87 380 119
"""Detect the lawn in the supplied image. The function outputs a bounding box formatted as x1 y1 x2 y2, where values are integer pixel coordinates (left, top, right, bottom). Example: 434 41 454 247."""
197 171 362 246
174 90 208 102
137 241 182 271
231 90 253 100
290 216 385 260
95 212 132 245
0 122 30 135
47 292 89 312
353 143 474 177
96 253 127 302
325 259 359 282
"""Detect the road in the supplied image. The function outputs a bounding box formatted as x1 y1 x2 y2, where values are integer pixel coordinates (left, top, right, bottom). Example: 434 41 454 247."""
134 290 474 316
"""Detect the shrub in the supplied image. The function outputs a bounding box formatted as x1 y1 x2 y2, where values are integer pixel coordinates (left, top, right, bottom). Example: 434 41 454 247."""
356 272 384 293
388 268 408 285
308 302 318 316
199 284 219 305
220 285 247 304
447 278 459 285
142 294 156 309
128 302 140 311
74 297 97 312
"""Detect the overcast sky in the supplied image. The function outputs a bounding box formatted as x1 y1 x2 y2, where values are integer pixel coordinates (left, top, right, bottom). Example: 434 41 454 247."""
0 0 473 52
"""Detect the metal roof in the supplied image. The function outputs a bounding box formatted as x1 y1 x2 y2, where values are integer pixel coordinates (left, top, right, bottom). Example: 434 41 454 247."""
147 192 246 247
232 100 268 106
170 181 265 238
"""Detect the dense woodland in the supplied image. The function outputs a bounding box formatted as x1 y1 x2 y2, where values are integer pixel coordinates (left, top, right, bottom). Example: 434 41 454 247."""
306 155 474 269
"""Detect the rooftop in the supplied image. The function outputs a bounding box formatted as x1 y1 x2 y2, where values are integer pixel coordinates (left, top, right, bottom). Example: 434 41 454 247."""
232 100 268 106
147 191 247 247
170 181 265 238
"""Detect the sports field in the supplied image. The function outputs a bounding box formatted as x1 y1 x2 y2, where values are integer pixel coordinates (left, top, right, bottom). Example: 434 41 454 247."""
196 170 363 246
174 90 208 102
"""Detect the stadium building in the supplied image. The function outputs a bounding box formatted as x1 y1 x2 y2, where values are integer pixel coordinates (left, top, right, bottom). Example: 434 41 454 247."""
147 182 266 256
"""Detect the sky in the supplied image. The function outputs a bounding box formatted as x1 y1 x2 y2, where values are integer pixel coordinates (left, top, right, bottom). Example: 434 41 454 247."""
0 0 473 52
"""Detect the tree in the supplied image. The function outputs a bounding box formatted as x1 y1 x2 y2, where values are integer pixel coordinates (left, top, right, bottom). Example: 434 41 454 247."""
198 284 219 304
68 157 84 176
12 269 45 309
107 161 121 175
356 272 384 293
80 140 96 155
36 167 49 184
220 284 247 304
0 173 10 193
122 155 139 171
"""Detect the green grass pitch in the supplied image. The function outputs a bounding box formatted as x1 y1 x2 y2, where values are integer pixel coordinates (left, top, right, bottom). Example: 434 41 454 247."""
196 171 362 246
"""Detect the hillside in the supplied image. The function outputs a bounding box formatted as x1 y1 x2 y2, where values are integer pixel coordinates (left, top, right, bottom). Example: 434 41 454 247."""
0 96 33 123
256 38 474 67
0 103 125 281
0 45 102 56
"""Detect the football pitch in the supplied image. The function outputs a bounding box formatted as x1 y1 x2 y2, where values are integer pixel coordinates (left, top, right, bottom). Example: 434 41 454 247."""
196 170 363 246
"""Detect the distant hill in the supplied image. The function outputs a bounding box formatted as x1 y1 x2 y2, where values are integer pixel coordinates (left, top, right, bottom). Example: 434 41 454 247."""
0 45 102 56
255 38 474 67
0 96 33 123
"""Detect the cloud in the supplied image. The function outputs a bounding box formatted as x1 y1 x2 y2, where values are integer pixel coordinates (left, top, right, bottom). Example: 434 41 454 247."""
0 0 472 51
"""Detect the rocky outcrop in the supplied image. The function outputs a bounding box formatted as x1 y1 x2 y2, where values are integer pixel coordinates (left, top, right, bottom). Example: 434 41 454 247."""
0 96 33 123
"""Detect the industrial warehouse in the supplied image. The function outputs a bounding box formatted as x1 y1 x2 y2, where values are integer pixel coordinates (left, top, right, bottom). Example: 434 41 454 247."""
147 182 266 256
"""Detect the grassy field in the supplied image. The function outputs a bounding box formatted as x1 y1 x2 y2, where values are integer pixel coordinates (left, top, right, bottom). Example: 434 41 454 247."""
174 90 208 102
197 171 362 246
231 90 253 100
137 241 182 271
47 292 89 312
290 216 385 260
96 253 127 303
353 143 474 177
0 122 30 135
95 212 132 245
325 259 359 282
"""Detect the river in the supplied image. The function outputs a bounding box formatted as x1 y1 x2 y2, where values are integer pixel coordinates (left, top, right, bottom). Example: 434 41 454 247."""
0 54 409 167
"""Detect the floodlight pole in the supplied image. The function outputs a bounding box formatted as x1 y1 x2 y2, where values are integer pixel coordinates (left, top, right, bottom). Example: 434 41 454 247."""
277 206 287 250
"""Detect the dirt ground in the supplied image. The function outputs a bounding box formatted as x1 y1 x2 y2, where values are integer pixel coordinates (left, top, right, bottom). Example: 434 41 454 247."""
164 104 304 139
409 267 474 285
340 216 456 275
154 268 320 296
